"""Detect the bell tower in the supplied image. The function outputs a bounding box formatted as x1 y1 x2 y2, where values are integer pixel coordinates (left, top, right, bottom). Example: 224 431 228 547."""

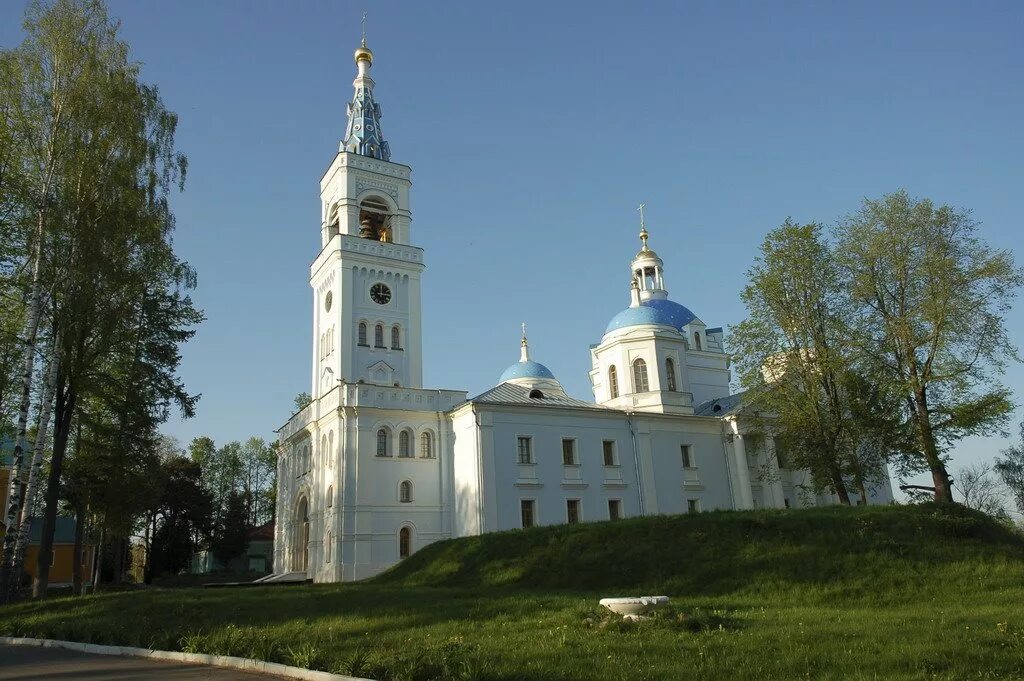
309 36 424 399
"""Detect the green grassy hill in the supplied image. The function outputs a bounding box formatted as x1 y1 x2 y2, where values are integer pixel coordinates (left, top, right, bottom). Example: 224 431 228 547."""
3 504 1023 681
376 503 1024 594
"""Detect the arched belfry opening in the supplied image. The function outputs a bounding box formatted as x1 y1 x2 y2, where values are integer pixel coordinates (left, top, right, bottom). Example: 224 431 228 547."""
358 195 392 242
326 205 341 239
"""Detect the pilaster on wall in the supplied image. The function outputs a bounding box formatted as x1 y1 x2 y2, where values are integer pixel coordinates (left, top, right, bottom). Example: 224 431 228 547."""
729 420 755 509
633 419 659 514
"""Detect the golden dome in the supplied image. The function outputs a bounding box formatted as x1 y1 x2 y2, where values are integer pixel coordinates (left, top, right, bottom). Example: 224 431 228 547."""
634 247 662 262
354 44 374 65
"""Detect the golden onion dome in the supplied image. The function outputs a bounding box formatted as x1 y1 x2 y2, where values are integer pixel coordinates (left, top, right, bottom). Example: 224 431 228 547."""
354 44 374 65
634 247 662 262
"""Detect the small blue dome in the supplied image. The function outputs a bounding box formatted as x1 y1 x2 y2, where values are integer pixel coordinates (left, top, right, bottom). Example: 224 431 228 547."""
605 299 697 333
499 360 556 383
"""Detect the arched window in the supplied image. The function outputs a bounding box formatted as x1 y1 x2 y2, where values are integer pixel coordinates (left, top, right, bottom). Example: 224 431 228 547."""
374 324 384 347
321 434 327 463
665 358 677 392
327 485 334 507
376 428 390 457
420 432 433 459
391 325 401 349
399 480 412 503
632 358 649 393
358 322 367 346
399 526 411 558
608 365 619 399
693 331 702 351
399 430 411 458
328 431 334 468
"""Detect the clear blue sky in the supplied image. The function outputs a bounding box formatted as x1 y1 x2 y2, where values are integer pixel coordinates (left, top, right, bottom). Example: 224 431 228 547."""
2 1 1023 489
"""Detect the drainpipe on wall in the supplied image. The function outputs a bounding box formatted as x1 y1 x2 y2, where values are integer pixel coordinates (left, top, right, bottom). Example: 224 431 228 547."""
626 411 645 516
472 404 485 534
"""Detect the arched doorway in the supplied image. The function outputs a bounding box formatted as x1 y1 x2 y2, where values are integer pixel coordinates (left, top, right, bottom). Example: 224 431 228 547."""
293 496 309 572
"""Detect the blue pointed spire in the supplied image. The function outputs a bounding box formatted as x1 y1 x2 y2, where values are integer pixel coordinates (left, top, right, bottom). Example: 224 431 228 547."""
341 36 391 161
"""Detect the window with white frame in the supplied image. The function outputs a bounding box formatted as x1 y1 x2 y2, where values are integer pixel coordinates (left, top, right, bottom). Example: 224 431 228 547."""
399 480 413 503
665 357 677 391
420 432 433 458
688 498 701 513
399 430 412 458
399 526 411 558
602 440 617 466
681 444 695 468
566 499 581 524
632 358 649 392
517 436 533 464
521 499 536 528
561 438 577 465
608 365 619 398
608 499 622 520
358 322 368 346
391 325 401 349
374 323 385 348
376 428 390 457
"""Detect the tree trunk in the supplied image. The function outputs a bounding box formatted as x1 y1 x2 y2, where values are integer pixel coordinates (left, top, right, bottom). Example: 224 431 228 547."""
830 465 852 505
7 355 58 601
72 502 84 595
0 243 44 599
32 372 76 598
91 526 105 594
912 388 954 503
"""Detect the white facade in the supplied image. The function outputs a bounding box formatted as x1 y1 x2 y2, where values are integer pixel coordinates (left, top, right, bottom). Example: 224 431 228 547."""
272 41 894 583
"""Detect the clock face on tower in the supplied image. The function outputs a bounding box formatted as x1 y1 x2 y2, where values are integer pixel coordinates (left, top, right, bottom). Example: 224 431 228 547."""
370 283 392 305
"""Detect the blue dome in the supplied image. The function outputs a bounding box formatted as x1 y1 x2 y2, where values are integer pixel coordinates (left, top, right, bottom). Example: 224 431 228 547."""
499 360 556 383
605 299 698 333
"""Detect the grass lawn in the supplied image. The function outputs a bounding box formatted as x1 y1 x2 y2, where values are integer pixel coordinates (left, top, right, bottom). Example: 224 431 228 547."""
3 504 1024 680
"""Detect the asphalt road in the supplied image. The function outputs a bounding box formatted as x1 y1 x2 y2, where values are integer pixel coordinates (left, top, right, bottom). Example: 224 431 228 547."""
0 644 289 680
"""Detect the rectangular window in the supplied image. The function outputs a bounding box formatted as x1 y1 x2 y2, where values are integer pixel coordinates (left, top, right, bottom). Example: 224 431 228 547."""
517 436 533 464
566 499 581 524
680 444 694 468
561 438 577 465
521 499 536 528
687 499 701 514
602 440 616 466
608 499 622 521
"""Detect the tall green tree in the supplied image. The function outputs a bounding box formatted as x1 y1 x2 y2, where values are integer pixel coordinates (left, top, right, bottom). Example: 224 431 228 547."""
731 221 861 502
837 191 1022 503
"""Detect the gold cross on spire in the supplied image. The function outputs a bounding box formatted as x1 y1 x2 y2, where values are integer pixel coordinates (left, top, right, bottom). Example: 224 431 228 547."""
361 11 367 47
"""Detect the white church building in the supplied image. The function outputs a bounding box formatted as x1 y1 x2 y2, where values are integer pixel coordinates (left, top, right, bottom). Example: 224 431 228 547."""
272 39 894 583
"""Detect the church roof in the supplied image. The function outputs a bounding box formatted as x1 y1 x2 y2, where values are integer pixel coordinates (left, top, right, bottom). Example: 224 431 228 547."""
28 516 78 544
499 360 556 383
693 391 747 417
469 383 608 410
605 298 698 334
